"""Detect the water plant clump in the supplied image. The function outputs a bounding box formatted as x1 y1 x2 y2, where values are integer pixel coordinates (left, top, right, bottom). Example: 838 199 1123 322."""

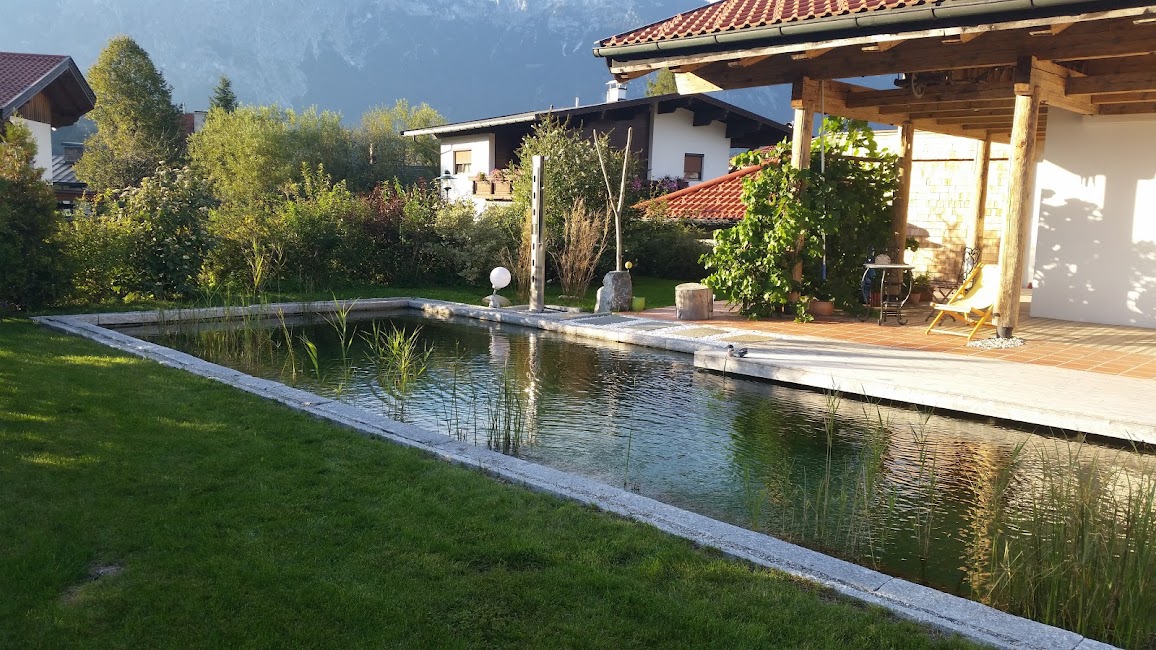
362 322 432 421
484 368 528 455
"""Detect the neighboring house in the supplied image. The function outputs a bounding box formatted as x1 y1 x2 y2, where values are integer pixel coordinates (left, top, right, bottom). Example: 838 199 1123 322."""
180 111 208 139
400 82 790 213
636 163 766 229
52 142 87 212
0 52 96 184
596 0 1156 332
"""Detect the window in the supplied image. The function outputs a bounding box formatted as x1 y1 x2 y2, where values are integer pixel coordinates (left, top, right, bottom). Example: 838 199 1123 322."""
453 149 472 175
684 153 704 181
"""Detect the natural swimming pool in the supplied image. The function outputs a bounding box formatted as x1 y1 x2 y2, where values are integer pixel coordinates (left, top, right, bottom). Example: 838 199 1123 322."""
121 307 1156 648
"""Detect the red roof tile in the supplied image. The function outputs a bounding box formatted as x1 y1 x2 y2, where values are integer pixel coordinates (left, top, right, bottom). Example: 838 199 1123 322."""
601 0 923 48
636 163 771 224
0 52 70 111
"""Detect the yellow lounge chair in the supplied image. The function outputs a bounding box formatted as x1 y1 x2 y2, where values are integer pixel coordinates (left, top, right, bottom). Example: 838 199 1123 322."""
925 264 1000 342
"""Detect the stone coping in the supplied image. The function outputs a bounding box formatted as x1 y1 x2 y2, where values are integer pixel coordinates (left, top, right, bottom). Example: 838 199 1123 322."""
33 300 1123 650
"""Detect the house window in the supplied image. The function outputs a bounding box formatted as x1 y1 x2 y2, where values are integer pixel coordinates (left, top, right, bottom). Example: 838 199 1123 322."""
453 149 472 175
684 153 704 181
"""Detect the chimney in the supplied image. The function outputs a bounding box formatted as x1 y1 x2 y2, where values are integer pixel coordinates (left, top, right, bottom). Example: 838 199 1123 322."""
62 142 84 164
605 80 628 103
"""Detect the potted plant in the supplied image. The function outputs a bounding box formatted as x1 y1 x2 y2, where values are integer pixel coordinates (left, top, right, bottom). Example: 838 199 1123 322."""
912 273 932 303
472 172 492 195
802 278 835 318
491 168 513 196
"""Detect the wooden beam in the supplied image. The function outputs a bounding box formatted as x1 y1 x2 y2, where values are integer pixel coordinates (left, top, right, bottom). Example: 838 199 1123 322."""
1067 71 1156 96
862 39 906 52
908 107 1015 120
1023 59 1097 115
790 109 815 170
892 122 915 262
968 137 992 253
1029 21 1074 36
1098 102 1156 115
845 83 1016 109
1092 90 1156 104
731 55 771 68
995 66 1042 337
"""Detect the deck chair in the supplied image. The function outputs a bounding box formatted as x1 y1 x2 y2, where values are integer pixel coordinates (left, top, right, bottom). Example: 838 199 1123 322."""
925 263 999 342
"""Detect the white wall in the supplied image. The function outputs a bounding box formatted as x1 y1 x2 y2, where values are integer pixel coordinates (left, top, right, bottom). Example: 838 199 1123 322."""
1032 109 1156 328
438 133 494 214
15 117 53 182
650 108 731 183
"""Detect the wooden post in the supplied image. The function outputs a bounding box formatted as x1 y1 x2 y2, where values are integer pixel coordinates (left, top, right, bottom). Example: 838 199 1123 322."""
892 121 915 262
995 66 1041 338
789 78 817 288
967 136 992 253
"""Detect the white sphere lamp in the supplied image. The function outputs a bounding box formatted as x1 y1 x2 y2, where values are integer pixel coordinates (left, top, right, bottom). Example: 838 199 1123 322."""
488 266 512 308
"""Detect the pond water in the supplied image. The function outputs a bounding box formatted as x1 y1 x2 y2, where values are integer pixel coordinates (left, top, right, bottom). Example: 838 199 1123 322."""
125 309 1156 648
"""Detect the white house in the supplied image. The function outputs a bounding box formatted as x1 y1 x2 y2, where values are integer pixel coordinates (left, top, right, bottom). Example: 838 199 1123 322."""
0 52 96 185
401 82 790 213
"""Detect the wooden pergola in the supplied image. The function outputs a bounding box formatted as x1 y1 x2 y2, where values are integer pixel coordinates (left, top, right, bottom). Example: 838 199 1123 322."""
595 1 1156 336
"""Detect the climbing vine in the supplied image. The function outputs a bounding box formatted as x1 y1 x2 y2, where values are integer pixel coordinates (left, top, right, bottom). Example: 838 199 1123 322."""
701 118 898 317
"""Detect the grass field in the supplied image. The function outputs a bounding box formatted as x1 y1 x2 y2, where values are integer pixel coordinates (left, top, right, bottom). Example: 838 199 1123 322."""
0 318 974 647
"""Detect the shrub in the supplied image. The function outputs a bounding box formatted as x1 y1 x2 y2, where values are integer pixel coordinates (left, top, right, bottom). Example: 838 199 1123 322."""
624 214 710 280
65 164 215 301
276 164 369 287
0 122 67 309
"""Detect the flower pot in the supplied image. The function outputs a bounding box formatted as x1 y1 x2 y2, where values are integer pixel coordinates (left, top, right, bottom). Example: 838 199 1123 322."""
631 296 646 311
492 180 513 196
809 300 835 317
473 180 493 195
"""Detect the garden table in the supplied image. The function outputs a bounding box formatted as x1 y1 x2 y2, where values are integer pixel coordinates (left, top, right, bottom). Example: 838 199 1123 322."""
862 263 915 325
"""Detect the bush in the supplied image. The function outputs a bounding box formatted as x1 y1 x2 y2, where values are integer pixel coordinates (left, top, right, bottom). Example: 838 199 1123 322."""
276 164 369 287
0 122 67 310
65 164 215 302
624 214 709 280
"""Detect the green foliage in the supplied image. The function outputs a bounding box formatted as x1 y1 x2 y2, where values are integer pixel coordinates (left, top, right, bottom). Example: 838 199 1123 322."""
623 214 709 280
351 100 444 191
275 164 369 287
0 122 67 309
69 165 215 300
209 75 238 113
645 68 678 97
61 206 134 303
75 36 184 193
702 119 898 317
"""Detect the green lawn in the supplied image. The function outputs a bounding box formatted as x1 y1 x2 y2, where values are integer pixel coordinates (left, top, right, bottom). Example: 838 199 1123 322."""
0 319 974 648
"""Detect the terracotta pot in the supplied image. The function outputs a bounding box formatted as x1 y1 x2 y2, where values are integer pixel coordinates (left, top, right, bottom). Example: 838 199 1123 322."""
809 300 835 317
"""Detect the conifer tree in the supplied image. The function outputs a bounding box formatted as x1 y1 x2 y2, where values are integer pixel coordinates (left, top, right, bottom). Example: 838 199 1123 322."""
645 69 678 97
210 75 238 113
75 36 184 193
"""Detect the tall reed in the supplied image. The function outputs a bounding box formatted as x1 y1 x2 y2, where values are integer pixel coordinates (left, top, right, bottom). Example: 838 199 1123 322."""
362 322 431 421
484 369 528 455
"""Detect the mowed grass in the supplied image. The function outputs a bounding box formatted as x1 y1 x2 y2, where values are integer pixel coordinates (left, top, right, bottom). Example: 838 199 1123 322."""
0 319 975 648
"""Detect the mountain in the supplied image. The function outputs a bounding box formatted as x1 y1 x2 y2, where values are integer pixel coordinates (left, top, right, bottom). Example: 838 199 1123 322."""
5 0 791 125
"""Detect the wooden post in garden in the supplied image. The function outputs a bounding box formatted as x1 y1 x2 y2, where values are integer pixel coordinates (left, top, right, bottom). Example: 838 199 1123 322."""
789 78 817 288
892 121 915 262
995 60 1042 338
529 155 547 313
968 136 992 254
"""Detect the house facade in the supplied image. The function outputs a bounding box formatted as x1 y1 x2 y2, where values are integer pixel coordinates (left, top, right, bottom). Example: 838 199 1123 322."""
595 0 1156 334
0 52 96 184
401 83 789 213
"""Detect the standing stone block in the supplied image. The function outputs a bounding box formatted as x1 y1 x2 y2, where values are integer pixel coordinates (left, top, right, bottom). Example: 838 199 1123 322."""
675 283 713 320
595 271 633 313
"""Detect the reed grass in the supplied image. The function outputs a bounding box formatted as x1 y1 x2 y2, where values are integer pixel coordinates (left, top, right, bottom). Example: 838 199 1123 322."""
362 322 431 421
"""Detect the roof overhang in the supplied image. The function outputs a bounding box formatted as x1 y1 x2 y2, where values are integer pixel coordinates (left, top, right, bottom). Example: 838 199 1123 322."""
1 56 96 127
594 1 1156 144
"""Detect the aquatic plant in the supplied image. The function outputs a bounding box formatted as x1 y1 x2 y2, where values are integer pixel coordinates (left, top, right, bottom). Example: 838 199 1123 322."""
484 369 528 455
362 322 431 421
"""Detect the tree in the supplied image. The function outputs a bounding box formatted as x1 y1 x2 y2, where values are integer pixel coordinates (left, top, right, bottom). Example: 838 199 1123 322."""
645 69 678 97
75 36 184 193
210 75 238 112
352 100 445 191
0 121 67 309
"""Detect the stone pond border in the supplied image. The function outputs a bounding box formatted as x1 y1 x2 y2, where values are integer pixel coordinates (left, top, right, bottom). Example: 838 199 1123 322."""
34 299 1120 650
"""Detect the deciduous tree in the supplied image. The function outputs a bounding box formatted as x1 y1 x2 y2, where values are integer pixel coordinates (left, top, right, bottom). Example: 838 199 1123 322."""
75 36 184 193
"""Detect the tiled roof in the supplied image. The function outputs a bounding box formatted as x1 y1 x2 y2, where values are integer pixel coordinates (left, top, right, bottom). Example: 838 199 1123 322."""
635 163 769 225
0 52 69 112
0 51 94 126
601 0 923 47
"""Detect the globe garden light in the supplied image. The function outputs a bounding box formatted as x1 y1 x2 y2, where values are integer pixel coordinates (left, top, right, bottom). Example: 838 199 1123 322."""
488 266 512 308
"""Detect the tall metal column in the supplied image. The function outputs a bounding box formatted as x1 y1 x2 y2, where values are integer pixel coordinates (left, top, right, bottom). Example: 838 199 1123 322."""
529 155 546 313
